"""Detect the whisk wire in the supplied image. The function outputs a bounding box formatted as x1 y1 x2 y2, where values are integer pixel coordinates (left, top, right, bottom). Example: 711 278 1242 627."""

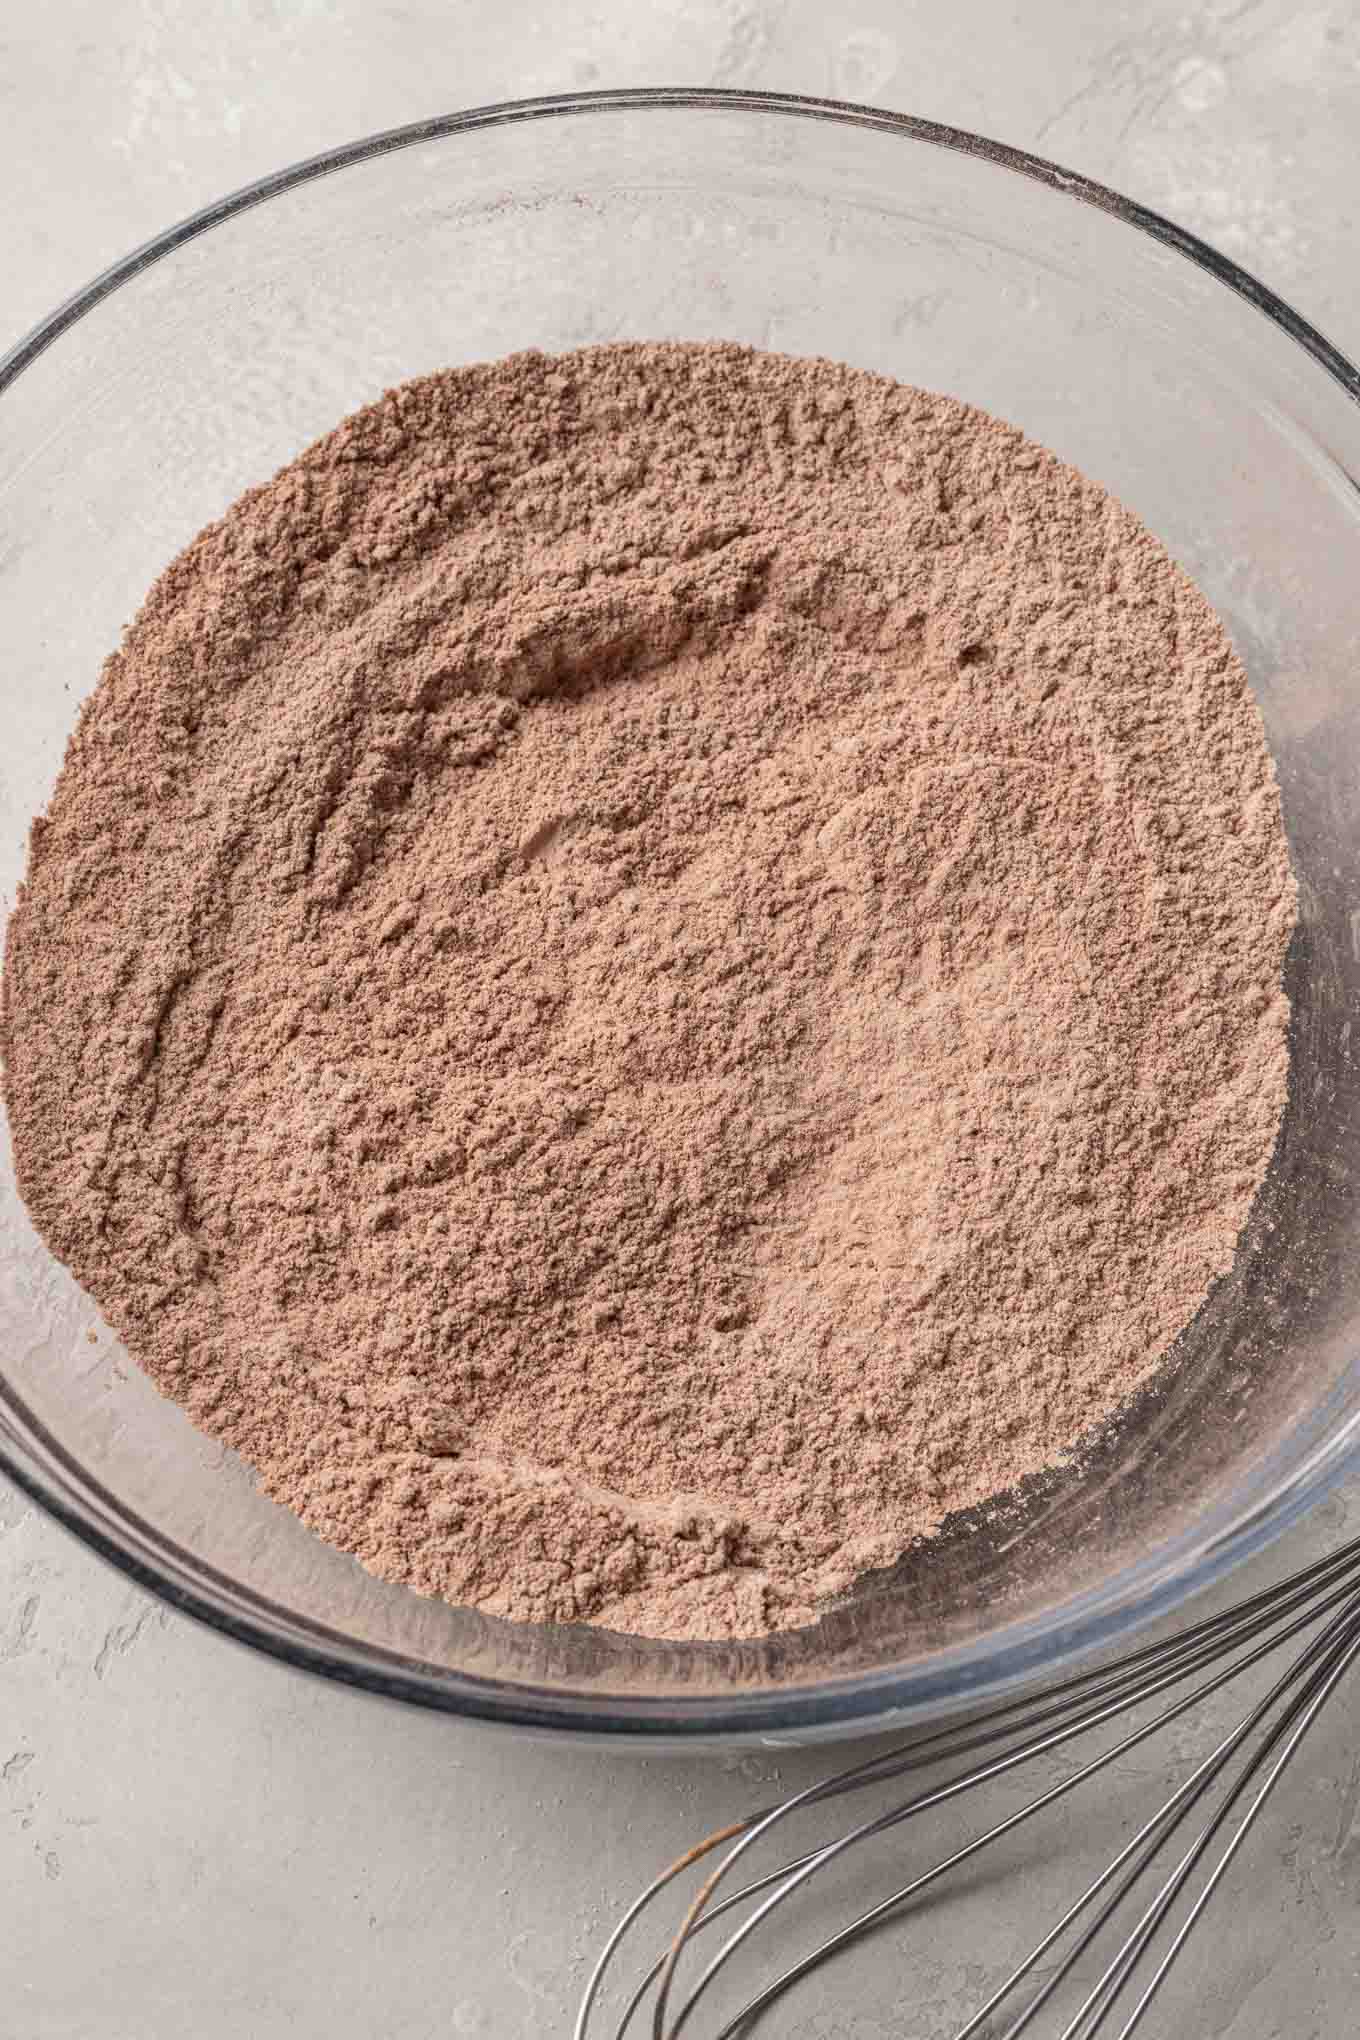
656 1559 1360 2040
697 1587 1355 2040
699 1661 1270 2040
986 1591 1360 2040
1107 1608 1360 2040
580 1537 1360 2040
594 1518 1360 2027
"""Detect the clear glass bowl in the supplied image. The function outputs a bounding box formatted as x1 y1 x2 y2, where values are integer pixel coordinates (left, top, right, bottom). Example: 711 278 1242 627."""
4 88 1360 1744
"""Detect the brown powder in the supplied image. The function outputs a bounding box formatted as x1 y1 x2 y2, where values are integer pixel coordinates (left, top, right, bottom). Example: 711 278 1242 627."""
1 342 1296 1641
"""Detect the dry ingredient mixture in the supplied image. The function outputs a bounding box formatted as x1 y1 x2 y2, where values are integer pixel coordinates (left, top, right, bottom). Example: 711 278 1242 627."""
1 343 1296 1641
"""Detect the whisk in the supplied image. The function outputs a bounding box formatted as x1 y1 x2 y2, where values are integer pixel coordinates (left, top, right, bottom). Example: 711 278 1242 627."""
574 1530 1360 2039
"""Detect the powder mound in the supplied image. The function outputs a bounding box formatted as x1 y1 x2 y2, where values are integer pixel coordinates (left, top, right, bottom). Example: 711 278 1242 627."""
1 342 1296 1641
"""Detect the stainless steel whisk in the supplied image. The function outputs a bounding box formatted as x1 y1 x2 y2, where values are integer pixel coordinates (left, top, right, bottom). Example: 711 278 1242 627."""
575 1532 1360 2039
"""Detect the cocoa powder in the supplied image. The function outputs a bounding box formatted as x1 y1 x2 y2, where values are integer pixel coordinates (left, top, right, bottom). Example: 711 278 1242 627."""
1 343 1296 1641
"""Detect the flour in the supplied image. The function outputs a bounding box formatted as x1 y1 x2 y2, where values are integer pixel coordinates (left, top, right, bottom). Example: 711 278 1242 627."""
1 343 1296 1639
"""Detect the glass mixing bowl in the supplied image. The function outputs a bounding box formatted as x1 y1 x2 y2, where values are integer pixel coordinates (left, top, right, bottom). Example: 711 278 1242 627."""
3 89 1360 1743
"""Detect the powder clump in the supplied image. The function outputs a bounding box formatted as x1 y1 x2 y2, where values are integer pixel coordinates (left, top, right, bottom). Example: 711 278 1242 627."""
1 342 1296 1641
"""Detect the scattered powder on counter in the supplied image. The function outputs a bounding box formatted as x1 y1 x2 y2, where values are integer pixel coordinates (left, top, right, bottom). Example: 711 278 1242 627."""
0 343 1297 1641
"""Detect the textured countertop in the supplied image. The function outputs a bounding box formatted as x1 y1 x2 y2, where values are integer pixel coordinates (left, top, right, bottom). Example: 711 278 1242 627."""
4 6 1360 2036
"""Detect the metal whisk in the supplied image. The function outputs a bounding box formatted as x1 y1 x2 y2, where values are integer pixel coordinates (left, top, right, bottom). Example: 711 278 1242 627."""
575 1531 1360 2039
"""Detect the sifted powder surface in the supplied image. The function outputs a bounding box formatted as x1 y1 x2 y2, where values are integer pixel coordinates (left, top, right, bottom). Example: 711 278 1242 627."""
2 343 1296 1641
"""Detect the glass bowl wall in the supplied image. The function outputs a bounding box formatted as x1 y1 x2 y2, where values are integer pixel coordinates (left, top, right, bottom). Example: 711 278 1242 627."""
3 90 1360 1740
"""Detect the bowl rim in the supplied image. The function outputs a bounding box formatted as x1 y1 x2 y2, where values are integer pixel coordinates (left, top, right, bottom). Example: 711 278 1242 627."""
3 84 1360 1740
5 85 1359 405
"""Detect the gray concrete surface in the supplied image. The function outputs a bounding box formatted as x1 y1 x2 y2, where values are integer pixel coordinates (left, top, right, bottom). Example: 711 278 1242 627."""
4 4 1360 2035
